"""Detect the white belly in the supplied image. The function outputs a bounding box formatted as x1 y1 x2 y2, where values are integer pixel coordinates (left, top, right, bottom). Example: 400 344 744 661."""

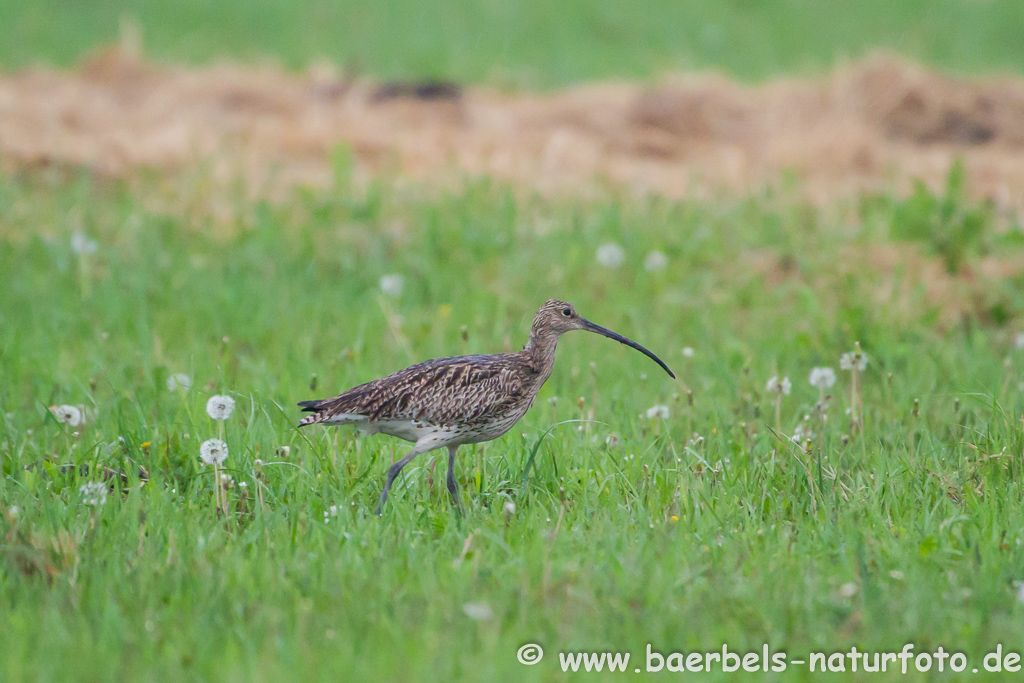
323 409 528 447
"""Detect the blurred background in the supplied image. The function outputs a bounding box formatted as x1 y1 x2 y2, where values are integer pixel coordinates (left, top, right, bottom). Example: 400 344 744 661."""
4 0 1024 82
4 0 1024 209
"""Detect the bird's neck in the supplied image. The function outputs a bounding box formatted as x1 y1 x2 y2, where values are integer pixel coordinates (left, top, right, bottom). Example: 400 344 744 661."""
524 327 559 380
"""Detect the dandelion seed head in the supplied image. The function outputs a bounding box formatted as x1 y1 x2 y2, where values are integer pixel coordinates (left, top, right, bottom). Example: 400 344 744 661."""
646 405 670 419
596 242 625 268
199 438 228 465
462 602 494 620
840 351 868 371
605 433 621 447
79 481 107 507
70 231 98 255
809 367 836 389
50 405 83 427
1016 333 1024 351
765 376 791 395
167 373 192 393
503 501 516 515
643 250 668 272
205 395 235 420
839 582 858 598
791 423 814 444
681 347 695 358
889 570 904 580
379 273 404 297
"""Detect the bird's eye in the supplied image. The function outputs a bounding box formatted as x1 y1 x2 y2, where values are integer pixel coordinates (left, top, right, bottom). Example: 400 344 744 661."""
562 308 572 317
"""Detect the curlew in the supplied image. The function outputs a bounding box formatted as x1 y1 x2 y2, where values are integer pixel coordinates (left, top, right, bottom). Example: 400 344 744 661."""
298 299 674 515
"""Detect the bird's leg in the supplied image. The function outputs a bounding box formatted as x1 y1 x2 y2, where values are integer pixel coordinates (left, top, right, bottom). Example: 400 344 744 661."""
376 447 425 516
446 445 462 512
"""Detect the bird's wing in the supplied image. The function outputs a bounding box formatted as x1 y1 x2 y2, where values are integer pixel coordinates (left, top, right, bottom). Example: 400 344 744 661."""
300 354 527 426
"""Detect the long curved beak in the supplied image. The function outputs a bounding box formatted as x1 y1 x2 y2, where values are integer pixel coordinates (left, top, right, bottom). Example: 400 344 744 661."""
580 318 676 379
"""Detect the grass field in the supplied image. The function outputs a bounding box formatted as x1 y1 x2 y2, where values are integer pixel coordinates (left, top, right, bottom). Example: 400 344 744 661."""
3 168 1024 680
3 0 1024 84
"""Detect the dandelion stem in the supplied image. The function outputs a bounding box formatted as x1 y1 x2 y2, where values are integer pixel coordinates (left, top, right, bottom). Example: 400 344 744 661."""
213 461 222 512
775 393 782 434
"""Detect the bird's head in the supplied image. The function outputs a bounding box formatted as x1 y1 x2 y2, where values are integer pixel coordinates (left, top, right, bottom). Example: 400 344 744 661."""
531 299 675 379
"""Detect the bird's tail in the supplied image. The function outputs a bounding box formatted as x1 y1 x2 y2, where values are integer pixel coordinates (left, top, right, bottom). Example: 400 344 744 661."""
297 400 327 427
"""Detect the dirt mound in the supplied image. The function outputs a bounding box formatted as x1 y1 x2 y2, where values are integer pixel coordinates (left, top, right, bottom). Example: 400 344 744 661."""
2 49 1024 208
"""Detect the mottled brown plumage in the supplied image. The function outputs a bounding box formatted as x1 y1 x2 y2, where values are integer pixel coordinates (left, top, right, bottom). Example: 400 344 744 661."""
298 299 674 515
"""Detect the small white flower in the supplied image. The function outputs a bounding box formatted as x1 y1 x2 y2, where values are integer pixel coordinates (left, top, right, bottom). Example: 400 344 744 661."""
206 395 235 420
50 405 83 427
379 273 404 297
462 602 494 621
889 570 904 580
238 481 247 489
79 481 107 507
503 501 516 515
167 373 192 393
809 367 836 390
596 242 625 268
276 446 290 458
71 231 98 255
323 504 340 522
646 405 670 419
765 376 791 395
681 347 695 358
643 250 668 272
605 433 620 447
9 505 20 517
688 433 705 447
840 352 868 371
199 438 228 465
838 582 858 598
1016 333 1024 350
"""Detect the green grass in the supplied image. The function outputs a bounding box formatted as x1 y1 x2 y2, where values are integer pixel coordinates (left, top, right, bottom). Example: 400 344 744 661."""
3 169 1024 680
3 0 1024 85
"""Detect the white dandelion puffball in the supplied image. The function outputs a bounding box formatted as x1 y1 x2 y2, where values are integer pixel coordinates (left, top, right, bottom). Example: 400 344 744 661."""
646 405 670 419
199 438 229 465
167 373 192 393
50 405 83 427
840 352 868 371
206 395 235 420
808 367 836 390
379 273 404 297
503 501 516 515
596 242 625 268
79 481 107 507
681 347 695 358
1015 333 1024 351
70 231 98 255
765 376 792 395
643 250 669 272
791 423 814 444
462 603 494 621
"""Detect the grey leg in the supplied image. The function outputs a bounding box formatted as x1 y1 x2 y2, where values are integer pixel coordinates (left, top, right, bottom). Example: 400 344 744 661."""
376 447 424 516
446 445 461 510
